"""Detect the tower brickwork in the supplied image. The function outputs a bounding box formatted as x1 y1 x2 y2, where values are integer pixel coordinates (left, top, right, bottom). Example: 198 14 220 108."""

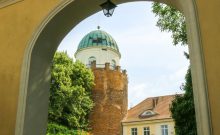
89 62 128 135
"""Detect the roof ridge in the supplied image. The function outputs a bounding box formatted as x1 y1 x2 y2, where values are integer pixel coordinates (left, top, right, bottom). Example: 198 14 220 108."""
124 94 178 123
129 94 178 111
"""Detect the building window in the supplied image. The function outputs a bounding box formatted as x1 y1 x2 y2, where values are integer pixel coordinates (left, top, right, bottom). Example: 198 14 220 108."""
112 59 116 69
139 110 157 118
88 56 96 65
161 125 168 135
143 127 150 135
131 128 137 135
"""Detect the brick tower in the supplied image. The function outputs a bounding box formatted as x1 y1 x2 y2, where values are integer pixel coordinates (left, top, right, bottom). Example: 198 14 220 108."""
75 28 128 135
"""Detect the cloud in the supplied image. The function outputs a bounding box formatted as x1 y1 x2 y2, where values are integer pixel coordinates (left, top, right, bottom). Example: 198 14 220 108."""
128 83 149 107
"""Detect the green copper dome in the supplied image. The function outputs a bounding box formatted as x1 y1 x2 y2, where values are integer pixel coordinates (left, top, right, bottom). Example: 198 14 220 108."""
77 30 120 52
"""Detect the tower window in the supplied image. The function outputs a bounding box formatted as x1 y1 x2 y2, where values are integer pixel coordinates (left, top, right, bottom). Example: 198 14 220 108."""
88 56 96 65
112 59 116 68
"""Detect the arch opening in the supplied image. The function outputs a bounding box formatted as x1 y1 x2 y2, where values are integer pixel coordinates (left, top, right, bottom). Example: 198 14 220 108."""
16 0 212 135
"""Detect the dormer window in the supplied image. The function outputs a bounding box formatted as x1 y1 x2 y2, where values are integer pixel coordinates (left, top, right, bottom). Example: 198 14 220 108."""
139 110 157 118
143 111 153 115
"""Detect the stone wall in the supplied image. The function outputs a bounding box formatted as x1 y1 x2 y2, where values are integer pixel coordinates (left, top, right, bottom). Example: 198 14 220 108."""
89 63 128 135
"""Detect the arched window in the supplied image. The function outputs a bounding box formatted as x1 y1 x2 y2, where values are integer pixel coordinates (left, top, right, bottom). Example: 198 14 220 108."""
112 59 116 68
88 56 96 65
139 110 157 118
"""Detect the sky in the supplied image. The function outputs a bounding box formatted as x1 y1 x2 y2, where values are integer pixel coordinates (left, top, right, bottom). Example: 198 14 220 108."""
58 2 189 108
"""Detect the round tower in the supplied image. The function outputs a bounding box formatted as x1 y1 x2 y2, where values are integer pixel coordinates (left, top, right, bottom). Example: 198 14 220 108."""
75 28 128 135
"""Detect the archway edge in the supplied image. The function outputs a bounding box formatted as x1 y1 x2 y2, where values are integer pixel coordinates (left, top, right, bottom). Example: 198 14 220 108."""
16 0 212 135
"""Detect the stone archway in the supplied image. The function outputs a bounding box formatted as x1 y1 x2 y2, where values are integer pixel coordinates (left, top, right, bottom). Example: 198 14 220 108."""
16 0 211 135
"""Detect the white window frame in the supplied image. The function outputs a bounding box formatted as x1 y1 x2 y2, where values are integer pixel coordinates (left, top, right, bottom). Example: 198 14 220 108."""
143 127 150 135
131 127 138 135
161 125 168 135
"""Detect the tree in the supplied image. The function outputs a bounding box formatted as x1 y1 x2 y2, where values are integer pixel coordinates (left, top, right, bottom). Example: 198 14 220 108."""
47 123 88 135
152 2 187 46
170 69 197 135
48 52 94 132
152 2 197 135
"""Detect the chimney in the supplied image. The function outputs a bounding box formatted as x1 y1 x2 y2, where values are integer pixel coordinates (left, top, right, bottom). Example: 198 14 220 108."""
152 97 159 109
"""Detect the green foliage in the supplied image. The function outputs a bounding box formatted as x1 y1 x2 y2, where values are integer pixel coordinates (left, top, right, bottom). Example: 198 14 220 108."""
48 52 94 131
47 123 89 135
170 69 197 135
152 2 187 46
47 123 74 135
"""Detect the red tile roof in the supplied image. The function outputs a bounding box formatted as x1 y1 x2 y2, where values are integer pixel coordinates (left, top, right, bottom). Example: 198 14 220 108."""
122 95 177 123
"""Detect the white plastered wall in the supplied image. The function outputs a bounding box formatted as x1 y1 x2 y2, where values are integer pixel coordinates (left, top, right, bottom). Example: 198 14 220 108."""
75 47 120 66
